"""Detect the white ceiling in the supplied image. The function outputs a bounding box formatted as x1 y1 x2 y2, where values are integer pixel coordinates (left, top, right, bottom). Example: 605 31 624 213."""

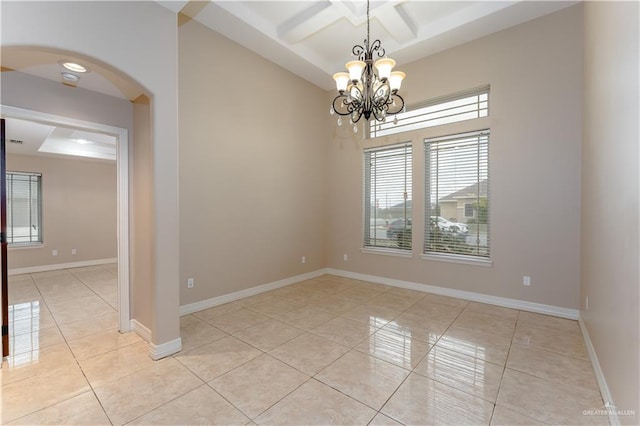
4 117 116 162
1 1 577 160
0 0 578 101
169 0 579 90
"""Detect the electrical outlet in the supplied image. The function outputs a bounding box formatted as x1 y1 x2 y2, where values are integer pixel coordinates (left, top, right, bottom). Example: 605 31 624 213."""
71 249 77 255
301 256 306 264
52 250 58 257
586 296 589 310
523 276 531 286
343 253 348 261
187 278 194 289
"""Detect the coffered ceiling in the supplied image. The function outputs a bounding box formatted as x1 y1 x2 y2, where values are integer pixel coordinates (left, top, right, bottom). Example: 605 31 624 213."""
163 0 578 90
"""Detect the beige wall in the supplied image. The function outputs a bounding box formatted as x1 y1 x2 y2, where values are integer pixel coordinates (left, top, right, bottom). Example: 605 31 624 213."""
581 1 639 423
1 1 180 347
178 17 328 305
131 95 154 328
327 6 583 309
7 154 116 269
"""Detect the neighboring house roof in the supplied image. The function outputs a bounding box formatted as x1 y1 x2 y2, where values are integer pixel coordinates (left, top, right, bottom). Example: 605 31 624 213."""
389 200 412 209
439 179 488 202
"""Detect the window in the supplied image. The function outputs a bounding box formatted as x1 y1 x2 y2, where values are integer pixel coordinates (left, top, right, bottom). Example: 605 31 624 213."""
364 143 412 251
464 203 475 218
425 130 489 259
6 172 42 244
370 86 489 138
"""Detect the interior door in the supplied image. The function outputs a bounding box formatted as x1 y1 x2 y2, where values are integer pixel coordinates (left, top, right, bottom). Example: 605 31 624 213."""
1 117 8 357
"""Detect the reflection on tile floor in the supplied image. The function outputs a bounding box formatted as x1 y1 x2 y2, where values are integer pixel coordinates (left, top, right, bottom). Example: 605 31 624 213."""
1 271 608 425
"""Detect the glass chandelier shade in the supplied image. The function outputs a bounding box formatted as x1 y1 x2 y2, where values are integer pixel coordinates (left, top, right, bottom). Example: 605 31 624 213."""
330 0 406 128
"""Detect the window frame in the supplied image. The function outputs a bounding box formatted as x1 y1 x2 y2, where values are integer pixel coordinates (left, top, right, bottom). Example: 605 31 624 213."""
363 142 413 254
423 130 490 264
6 171 43 246
369 85 490 138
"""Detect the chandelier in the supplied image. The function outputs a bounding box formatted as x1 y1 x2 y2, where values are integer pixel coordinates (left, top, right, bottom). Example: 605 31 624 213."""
330 0 406 132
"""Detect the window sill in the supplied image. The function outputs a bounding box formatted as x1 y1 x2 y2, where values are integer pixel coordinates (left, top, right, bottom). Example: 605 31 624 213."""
9 243 45 250
361 247 413 258
420 253 492 267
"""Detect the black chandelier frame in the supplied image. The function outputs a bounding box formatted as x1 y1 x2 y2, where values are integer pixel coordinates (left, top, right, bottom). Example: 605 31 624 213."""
331 1 405 124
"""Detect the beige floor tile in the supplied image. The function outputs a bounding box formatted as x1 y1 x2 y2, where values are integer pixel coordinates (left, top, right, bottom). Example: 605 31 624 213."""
268 332 350 376
335 285 385 303
306 294 363 315
254 379 376 425
46 294 116 325
128 384 250 425
341 303 399 327
512 322 588 360
404 299 465 324
463 302 519 321
79 341 156 388
179 315 227 352
452 310 517 340
366 292 420 312
69 267 117 283
507 343 598 390
414 346 504 403
354 327 433 370
209 354 309 419
244 296 304 317
384 287 427 300
315 350 409 410
9 391 111 425
269 305 336 330
497 369 605 425
175 335 261 382
67 329 143 360
369 413 404 426
381 372 494 426
436 325 512 366
420 292 469 308
234 292 279 307
1 342 77 386
381 313 448 344
94 358 203 425
192 302 244 324
490 405 547 425
8 325 65 356
8 299 54 325
233 318 304 351
311 316 378 348
205 308 270 334
58 311 119 341
517 311 581 333
1 360 90 423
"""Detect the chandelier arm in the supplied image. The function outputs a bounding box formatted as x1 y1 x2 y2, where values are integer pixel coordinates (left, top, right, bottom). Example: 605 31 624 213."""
387 93 405 115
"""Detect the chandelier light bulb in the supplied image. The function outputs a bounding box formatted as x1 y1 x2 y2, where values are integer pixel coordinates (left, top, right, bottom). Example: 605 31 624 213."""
389 71 406 91
346 61 365 82
374 58 395 80
333 72 350 92
353 124 358 133
337 117 343 126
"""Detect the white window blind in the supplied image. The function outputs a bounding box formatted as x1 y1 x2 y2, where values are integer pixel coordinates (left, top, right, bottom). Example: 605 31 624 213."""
364 143 412 250
7 172 42 244
370 86 489 138
425 130 489 258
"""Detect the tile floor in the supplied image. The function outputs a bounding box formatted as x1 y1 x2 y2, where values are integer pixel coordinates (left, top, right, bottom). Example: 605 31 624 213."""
1 269 609 425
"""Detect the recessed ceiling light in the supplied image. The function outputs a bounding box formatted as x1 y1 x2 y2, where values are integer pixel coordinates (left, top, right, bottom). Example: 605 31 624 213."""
61 61 88 73
61 72 80 83
74 138 92 145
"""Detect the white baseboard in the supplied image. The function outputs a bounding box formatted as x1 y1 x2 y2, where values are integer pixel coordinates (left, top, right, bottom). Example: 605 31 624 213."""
149 337 182 360
326 268 579 320
180 269 327 316
8 258 117 276
131 319 182 360
579 314 619 426
130 319 152 343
